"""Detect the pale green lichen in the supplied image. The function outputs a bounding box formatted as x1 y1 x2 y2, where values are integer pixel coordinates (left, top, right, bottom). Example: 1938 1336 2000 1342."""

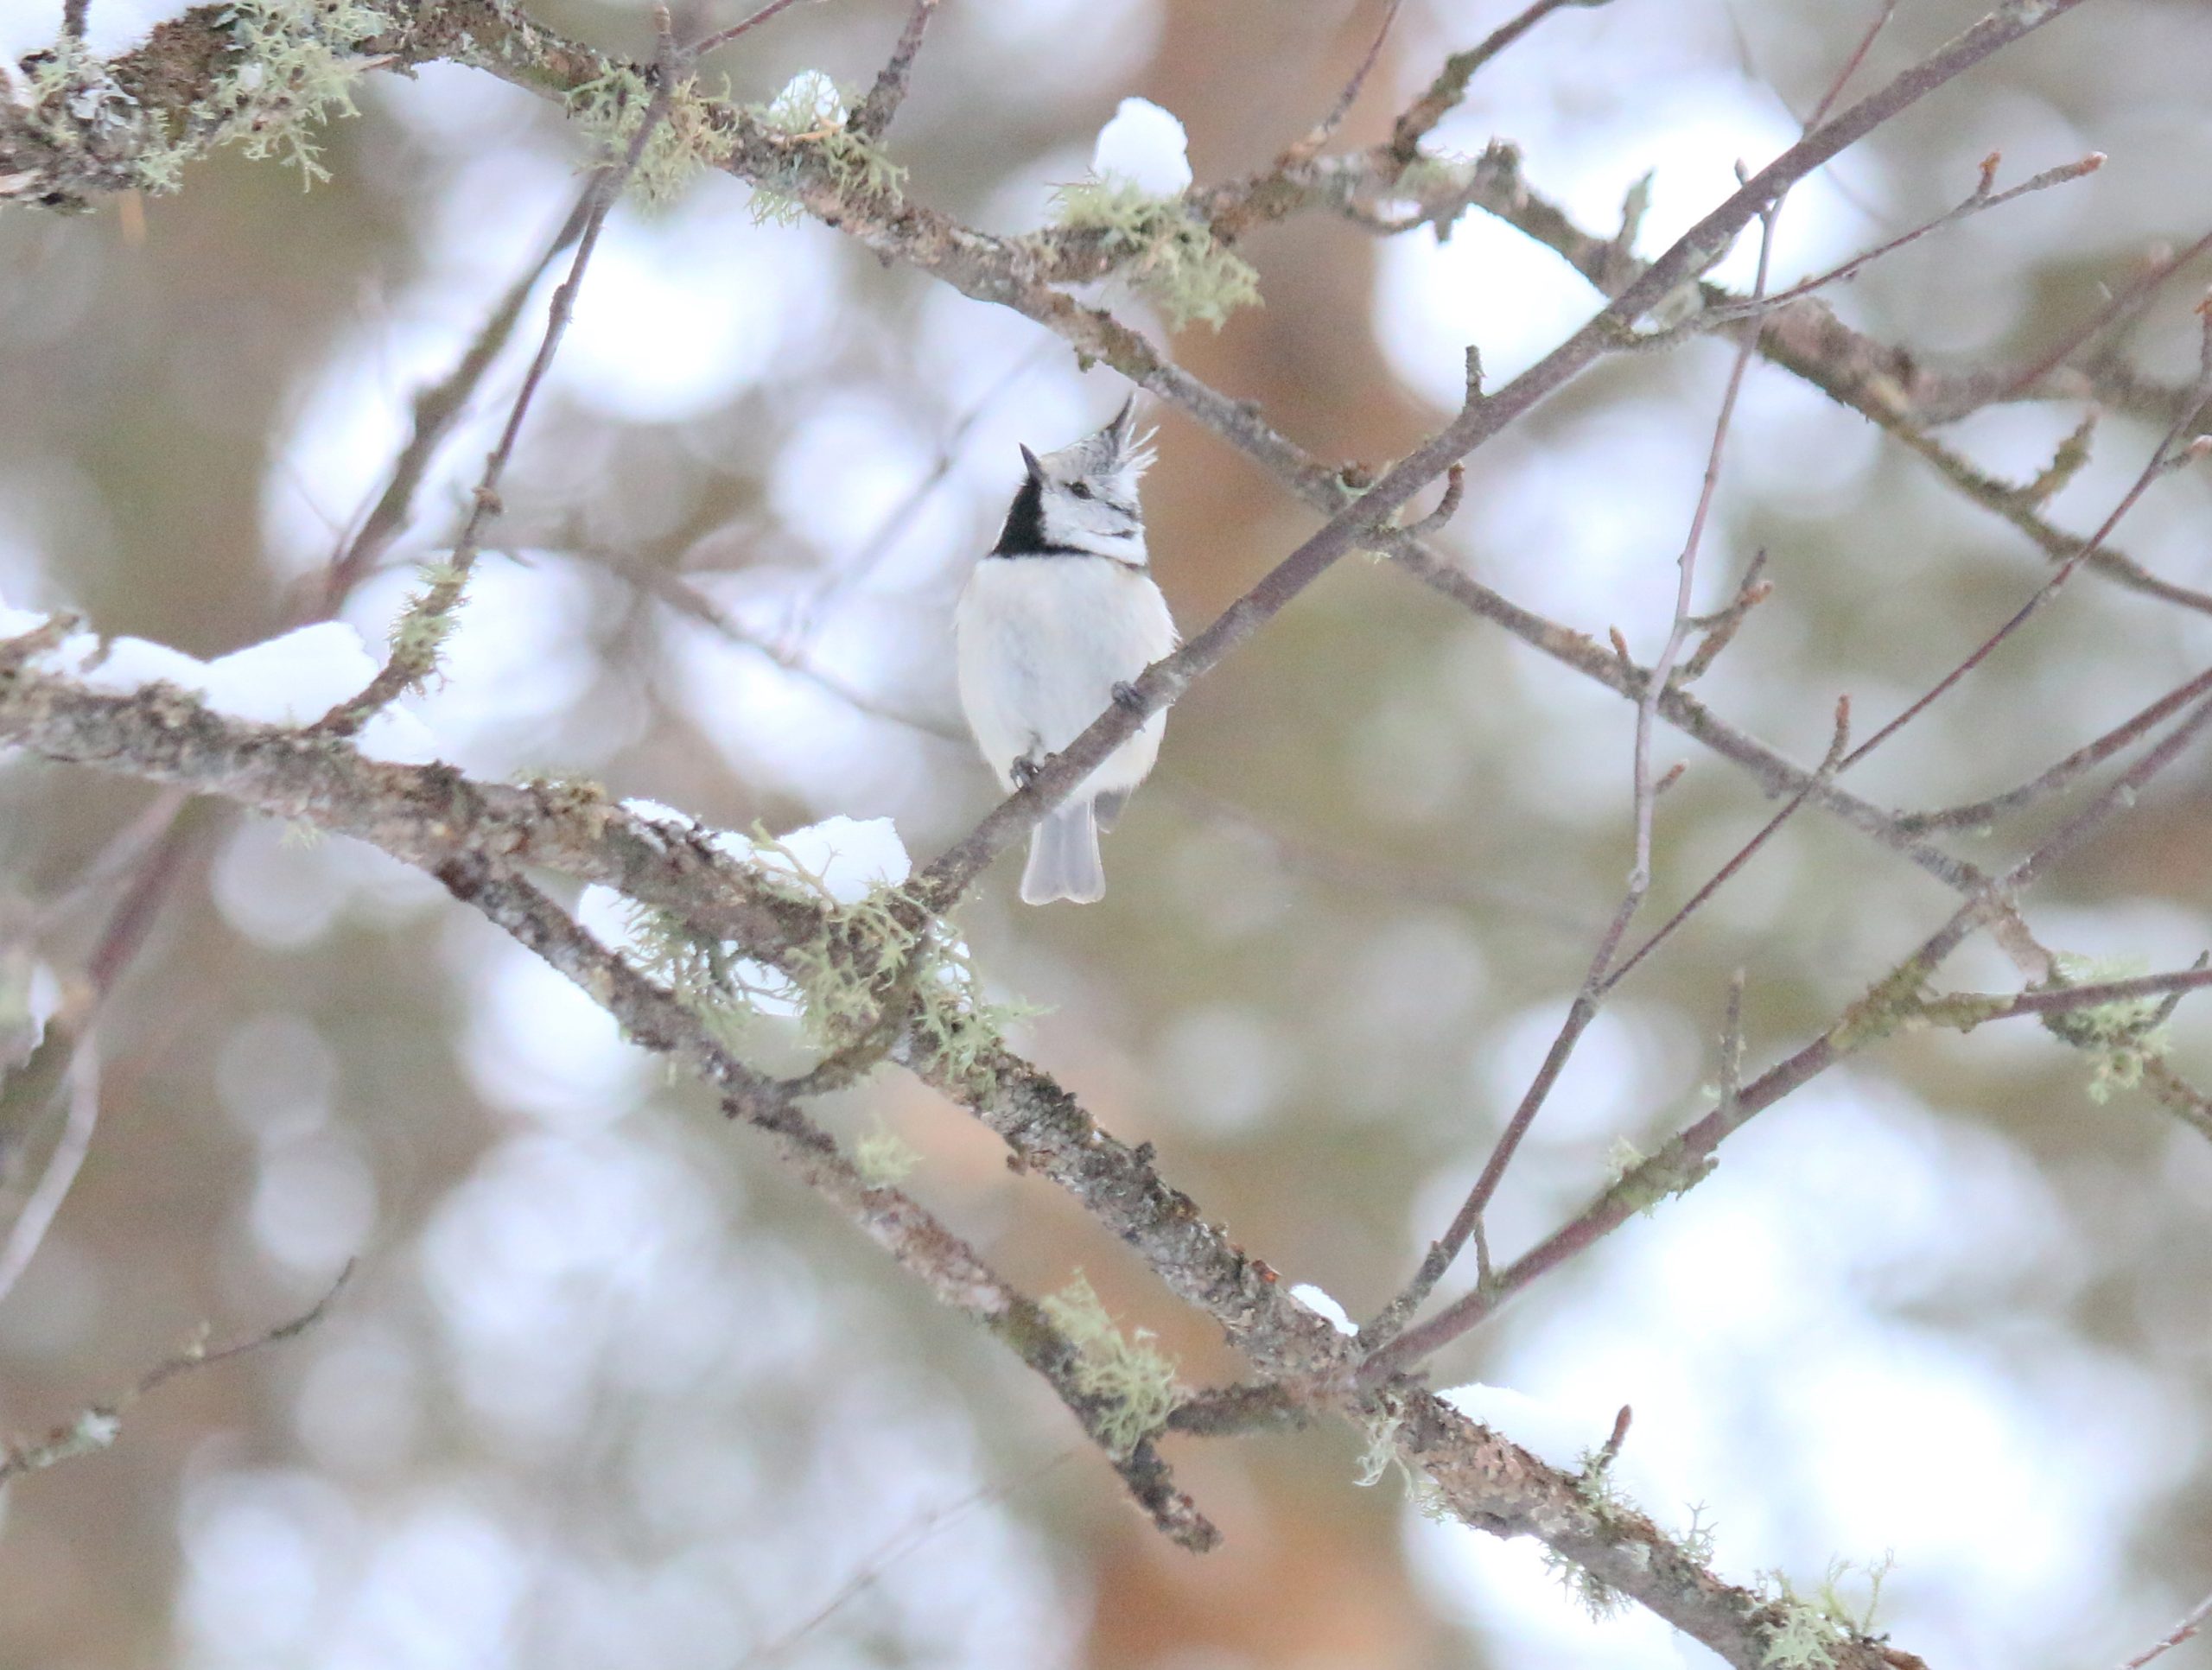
1349 1405 1452 1521
13 0 392 202
384 559 465 681
623 829 1033 1092
742 70 906 228
1604 1133 1715 1219
1538 1442 1636 1620
204 0 393 187
567 66 739 206
2045 954 2173 1103
1752 1556 1893 1668
1039 1273 1179 1460
853 1119 919 1188
1052 176 1262 331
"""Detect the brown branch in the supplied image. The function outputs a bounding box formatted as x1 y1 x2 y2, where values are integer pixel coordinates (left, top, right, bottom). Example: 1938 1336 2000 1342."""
1898 664 2212 832
1805 0 1899 128
4 611 1928 1670
1280 0 1403 167
1603 696 1853 993
1991 226 2212 410
0 659 829 953
433 852 1220 1551
688 0 813 60
2118 1591 2212 1670
1691 150 2106 332
1631 191 1782 890
850 0 938 141
1916 965 2212 1027
1386 0 1618 165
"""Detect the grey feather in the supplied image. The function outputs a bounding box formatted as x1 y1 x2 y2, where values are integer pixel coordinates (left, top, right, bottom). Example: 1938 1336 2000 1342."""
1021 799 1107 905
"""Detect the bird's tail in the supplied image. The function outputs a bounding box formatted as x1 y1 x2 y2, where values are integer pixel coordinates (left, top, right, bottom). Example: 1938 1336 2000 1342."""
1020 798 1106 905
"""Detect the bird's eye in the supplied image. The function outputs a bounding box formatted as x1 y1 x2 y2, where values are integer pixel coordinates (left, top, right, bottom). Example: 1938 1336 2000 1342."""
1068 482 1094 500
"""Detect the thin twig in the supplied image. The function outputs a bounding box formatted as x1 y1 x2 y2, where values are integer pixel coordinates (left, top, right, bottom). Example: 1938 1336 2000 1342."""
1401 462 1465 536
317 195 594 615
60 0 89 41
0 1262 352 1485
1280 0 1404 166
1898 664 2212 832
1916 965 2212 1026
1630 189 1783 892
1691 151 2104 331
689 0 811 60
1840 310 2212 772
1994 226 2212 409
1387 0 1617 164
562 543 968 742
1365 691 2212 1379
0 1033 99 1306
851 0 938 140
792 342 1052 648
1805 0 1899 128
1675 549 1771 683
314 18 683 738
743 1452 1073 1666
2117 1591 2212 1670
1603 696 1851 993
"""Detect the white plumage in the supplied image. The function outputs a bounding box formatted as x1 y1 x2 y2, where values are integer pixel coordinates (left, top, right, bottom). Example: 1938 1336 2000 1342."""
954 402 1177 905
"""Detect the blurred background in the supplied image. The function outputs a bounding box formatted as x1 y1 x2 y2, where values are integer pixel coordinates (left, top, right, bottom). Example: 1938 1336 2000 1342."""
3 0 2212 1665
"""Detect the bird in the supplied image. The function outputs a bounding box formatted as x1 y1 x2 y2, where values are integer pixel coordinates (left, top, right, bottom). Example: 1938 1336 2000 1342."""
955 398 1178 905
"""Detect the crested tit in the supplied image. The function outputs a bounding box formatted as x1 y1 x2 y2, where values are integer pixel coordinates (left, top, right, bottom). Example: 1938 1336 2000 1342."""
955 399 1178 905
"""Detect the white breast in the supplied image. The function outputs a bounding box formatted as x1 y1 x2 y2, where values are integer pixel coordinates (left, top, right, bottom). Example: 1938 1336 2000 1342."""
954 554 1177 795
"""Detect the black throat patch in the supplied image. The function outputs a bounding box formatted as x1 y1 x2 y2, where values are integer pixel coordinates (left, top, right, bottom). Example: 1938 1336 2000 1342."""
993 476 1103 558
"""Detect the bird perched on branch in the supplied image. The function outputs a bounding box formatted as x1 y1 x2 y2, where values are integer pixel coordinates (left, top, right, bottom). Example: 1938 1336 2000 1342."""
955 399 1177 905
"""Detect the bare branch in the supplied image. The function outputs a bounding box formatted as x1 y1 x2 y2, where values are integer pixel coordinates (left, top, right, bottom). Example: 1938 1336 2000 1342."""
1899 664 2212 832
316 196 594 615
1694 150 2106 330
432 853 1219 1550
0 1262 351 1486
1603 696 1853 993
0 1030 99 1306
1369 691 2212 1377
1280 0 1403 167
687 0 813 60
315 19 684 737
1387 0 1618 165
1841 320 2212 771
850 0 938 141
2117 1591 2212 1670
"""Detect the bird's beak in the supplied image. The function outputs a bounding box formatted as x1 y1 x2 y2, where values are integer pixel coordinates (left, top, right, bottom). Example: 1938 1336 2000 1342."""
1019 443 1045 484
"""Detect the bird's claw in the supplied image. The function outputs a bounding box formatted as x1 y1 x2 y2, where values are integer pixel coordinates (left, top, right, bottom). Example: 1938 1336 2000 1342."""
1111 681 1146 713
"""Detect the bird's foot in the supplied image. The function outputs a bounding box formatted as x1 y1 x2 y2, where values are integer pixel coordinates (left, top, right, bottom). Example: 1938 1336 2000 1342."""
1111 681 1147 713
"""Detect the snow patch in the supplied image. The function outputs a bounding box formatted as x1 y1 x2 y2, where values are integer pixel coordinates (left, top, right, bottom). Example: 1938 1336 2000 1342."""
1091 98 1192 197
1288 1283 1357 1336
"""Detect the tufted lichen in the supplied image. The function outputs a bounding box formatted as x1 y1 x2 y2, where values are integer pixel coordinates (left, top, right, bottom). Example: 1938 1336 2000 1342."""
1051 176 1262 330
742 70 906 228
1040 1273 1179 1459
